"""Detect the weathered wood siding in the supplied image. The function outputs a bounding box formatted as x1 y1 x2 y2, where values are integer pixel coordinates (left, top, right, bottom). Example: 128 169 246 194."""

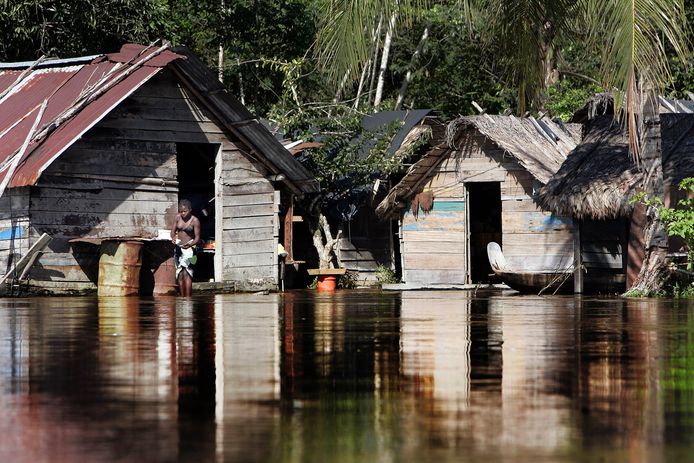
400 132 575 285
30 139 177 287
219 147 277 288
580 220 627 270
401 198 467 284
0 188 31 277
338 198 393 284
25 70 278 290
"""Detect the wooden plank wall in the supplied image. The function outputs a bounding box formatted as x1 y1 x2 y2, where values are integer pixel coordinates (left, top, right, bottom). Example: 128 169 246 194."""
219 148 277 288
400 132 575 285
30 138 178 286
338 197 393 284
0 187 31 277
401 198 467 284
27 70 278 290
580 219 627 271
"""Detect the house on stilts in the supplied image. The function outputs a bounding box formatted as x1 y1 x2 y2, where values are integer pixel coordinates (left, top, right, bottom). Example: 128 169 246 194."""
0 43 317 294
539 96 694 291
375 114 582 287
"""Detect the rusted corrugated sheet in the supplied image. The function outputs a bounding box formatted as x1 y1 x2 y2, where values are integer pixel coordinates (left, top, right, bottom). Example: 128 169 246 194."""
0 43 318 194
0 44 182 188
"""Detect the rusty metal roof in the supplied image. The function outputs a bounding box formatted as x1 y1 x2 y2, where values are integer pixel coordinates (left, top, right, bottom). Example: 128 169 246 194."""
0 43 317 194
0 43 181 188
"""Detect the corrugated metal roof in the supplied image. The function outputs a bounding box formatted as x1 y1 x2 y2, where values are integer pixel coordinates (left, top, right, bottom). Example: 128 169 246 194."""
0 55 102 69
0 43 317 194
0 43 181 188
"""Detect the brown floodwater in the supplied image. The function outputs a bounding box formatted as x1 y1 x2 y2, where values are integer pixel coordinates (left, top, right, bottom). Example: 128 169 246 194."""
0 290 693 462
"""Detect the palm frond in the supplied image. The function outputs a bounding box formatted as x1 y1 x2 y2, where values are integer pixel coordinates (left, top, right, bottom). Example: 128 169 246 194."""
584 0 690 161
314 0 427 84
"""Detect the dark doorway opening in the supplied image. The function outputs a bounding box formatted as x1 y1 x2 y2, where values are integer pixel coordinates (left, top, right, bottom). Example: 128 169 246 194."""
176 143 218 282
468 182 502 283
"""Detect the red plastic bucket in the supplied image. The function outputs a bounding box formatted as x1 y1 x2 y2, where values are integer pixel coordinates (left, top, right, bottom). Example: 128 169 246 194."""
317 275 337 291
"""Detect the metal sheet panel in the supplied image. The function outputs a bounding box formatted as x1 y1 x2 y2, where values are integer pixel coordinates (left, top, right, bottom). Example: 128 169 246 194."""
0 44 182 188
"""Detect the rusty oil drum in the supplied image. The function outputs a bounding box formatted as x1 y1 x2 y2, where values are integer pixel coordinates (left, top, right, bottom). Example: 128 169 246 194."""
153 256 177 295
98 240 143 296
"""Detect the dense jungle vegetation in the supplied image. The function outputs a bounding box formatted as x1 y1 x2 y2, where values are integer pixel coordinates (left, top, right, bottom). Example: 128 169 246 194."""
1 0 691 126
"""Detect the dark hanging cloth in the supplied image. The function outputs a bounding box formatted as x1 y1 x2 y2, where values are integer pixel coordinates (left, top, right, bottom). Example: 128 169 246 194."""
411 190 434 220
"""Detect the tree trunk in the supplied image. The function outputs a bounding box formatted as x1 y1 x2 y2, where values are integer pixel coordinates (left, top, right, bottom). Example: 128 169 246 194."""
218 0 225 83
629 92 671 294
333 68 351 104
308 211 342 269
394 24 429 111
374 11 396 110
237 57 245 105
353 57 370 110
366 15 384 107
218 44 224 83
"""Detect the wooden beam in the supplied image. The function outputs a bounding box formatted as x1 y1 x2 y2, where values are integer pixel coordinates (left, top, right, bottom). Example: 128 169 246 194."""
573 222 582 294
0 233 52 286
283 194 294 261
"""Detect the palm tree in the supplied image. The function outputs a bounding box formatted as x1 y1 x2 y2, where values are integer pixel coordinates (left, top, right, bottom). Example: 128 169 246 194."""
317 0 688 142
315 0 690 292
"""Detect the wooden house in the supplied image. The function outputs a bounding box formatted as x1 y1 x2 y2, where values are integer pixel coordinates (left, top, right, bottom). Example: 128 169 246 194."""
0 43 317 294
539 99 694 290
375 115 581 286
336 110 440 283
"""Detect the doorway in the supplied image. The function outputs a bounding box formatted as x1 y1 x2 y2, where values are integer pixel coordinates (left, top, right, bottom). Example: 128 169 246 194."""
176 143 220 282
467 182 502 283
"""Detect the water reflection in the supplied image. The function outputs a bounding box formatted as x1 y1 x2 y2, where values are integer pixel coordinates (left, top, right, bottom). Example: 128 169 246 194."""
0 292 693 462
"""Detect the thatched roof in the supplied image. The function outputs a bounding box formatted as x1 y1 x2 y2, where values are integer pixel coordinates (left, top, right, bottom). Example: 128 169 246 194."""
375 115 581 218
538 113 694 219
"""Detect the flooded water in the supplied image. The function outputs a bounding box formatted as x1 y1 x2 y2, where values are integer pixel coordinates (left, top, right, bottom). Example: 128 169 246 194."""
0 291 693 462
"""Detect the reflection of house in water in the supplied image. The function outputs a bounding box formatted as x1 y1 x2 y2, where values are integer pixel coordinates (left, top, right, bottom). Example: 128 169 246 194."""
491 296 575 452
399 293 573 453
279 292 402 398
575 298 665 454
2 294 692 461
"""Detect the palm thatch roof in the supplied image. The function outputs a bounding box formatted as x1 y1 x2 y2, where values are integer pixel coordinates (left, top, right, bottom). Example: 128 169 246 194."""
538 113 694 219
375 115 581 218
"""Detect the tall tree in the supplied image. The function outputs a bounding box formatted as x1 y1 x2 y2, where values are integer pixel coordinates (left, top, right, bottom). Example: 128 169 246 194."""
0 0 172 61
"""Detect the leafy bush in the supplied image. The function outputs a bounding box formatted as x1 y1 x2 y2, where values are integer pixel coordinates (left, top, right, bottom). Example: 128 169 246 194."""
338 272 358 289
632 178 694 271
375 265 399 284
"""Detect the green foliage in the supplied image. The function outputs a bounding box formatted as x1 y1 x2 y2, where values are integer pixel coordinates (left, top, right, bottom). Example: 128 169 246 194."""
338 272 358 289
375 265 399 284
303 123 402 191
632 178 694 271
672 282 694 299
268 102 363 141
308 276 318 289
389 5 515 117
283 109 405 217
0 0 172 61
545 81 601 121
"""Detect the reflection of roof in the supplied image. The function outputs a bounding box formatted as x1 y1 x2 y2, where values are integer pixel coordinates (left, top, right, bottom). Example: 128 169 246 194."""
539 114 694 219
0 43 317 193
376 115 581 218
